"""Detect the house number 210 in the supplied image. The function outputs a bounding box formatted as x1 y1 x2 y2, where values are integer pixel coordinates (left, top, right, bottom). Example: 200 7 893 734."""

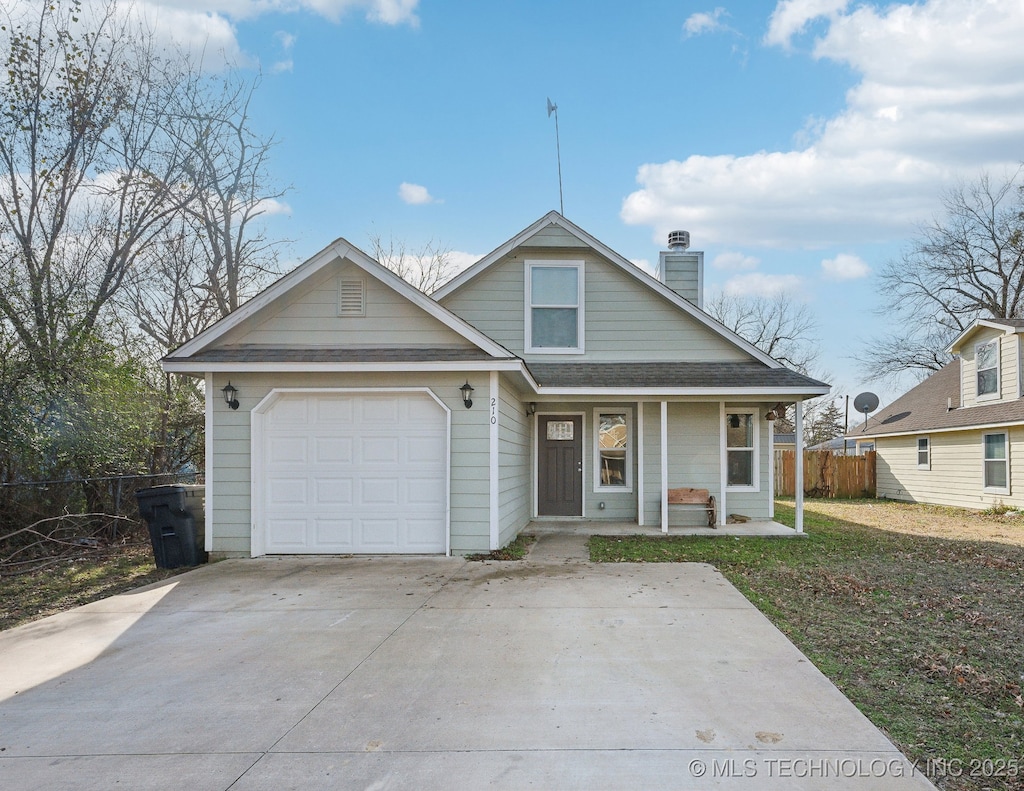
490 397 497 425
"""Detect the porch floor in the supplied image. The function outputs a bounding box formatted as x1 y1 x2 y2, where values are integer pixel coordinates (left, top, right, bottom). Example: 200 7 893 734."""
525 520 799 538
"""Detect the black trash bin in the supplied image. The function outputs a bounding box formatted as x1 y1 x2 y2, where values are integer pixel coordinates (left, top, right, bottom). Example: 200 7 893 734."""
135 485 207 569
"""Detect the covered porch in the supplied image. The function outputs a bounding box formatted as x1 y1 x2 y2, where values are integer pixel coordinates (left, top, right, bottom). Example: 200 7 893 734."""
525 519 801 538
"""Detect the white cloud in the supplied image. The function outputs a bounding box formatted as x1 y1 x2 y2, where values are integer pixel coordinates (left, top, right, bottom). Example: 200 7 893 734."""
821 252 870 280
712 251 760 271
447 251 480 274
398 182 440 205
623 0 1024 249
683 8 735 37
764 0 849 48
253 197 293 217
722 272 805 298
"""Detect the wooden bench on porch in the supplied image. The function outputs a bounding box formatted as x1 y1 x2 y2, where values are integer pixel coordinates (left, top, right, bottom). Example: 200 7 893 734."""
666 487 717 528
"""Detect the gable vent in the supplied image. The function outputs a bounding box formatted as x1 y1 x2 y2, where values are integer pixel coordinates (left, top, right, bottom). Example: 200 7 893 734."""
338 278 365 317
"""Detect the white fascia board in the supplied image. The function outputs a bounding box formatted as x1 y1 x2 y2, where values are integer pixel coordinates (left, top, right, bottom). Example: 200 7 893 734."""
857 419 1024 441
533 386 831 398
166 238 514 362
163 358 530 375
947 319 1024 354
434 212 782 368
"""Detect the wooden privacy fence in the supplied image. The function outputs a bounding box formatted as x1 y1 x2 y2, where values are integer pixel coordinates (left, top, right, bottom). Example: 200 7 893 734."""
775 450 876 498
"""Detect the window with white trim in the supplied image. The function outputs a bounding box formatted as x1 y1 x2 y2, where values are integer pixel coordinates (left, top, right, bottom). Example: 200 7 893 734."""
976 339 999 398
526 261 583 353
726 411 759 490
983 432 1009 493
594 409 631 491
917 437 930 470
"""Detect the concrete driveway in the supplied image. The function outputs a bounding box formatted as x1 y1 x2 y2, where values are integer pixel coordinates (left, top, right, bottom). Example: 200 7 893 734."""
0 534 934 790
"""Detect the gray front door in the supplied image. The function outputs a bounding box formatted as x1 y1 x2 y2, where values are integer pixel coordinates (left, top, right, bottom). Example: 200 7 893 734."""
538 415 583 516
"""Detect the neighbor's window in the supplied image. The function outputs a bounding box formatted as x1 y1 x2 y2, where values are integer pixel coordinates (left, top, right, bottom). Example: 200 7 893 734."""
527 261 583 352
917 437 930 469
976 340 999 397
726 412 758 489
595 411 631 490
983 432 1008 491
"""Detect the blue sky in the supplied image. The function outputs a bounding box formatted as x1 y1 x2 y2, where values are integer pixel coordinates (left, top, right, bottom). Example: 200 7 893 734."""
133 0 1024 411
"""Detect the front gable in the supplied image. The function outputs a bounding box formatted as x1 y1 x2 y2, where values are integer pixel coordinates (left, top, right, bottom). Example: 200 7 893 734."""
165 239 514 370
436 212 767 365
216 257 475 350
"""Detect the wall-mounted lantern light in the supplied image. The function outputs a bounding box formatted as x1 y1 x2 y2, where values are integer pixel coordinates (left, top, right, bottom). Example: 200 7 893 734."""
460 381 474 409
222 381 239 410
526 402 537 416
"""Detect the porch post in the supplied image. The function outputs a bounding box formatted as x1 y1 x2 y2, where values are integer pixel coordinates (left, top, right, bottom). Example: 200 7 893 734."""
719 401 727 527
768 408 775 519
637 402 645 526
489 371 499 550
660 401 668 533
795 399 804 534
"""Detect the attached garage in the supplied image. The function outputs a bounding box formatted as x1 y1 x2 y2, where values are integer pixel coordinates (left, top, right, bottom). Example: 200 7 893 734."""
252 389 450 555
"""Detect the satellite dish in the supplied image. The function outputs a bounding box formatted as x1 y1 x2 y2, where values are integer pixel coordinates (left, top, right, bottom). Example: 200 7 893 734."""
853 392 879 432
853 392 879 414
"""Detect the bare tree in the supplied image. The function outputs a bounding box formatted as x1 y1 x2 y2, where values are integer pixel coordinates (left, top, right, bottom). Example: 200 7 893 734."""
0 1 203 382
126 71 288 351
859 169 1024 381
370 234 455 294
705 292 820 374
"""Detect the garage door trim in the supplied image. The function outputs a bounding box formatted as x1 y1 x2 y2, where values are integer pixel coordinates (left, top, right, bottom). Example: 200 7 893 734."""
251 387 451 557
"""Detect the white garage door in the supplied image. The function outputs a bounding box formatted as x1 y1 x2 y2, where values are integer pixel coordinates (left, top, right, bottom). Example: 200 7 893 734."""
259 392 448 554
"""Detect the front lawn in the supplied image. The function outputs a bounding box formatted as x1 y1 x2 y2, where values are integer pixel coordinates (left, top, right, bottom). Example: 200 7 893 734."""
590 499 1024 791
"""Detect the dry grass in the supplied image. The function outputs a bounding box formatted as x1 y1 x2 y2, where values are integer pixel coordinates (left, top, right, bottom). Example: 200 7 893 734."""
807 498 1024 547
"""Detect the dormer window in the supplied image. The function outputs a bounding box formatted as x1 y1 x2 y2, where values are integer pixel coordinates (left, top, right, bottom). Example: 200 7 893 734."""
526 261 584 353
976 339 999 398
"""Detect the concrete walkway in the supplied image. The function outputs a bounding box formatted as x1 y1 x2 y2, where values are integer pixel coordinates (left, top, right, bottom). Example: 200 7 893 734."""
0 540 935 790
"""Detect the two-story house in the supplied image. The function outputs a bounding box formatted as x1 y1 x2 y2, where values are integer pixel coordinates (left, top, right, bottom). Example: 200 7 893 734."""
854 318 1024 509
163 212 828 557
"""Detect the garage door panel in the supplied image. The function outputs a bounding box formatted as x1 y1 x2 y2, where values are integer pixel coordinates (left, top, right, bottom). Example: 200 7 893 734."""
360 436 400 464
315 397 353 423
361 398 400 423
315 518 353 547
261 392 447 554
314 436 353 463
314 478 353 505
360 478 399 504
265 518 308 549
360 519 399 547
267 398 308 425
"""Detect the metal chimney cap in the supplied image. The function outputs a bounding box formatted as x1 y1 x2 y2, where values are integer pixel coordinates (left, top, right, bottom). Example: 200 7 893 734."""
667 230 690 250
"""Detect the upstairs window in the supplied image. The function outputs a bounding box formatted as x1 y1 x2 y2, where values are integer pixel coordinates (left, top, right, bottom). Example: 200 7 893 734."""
976 339 999 397
526 261 583 353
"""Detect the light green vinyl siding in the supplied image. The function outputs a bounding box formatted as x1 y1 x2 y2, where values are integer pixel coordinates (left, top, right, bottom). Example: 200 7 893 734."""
497 375 531 545
440 252 752 363
658 252 701 306
208 371 490 557
217 260 473 349
528 225 590 248
638 401 772 527
877 427 1024 509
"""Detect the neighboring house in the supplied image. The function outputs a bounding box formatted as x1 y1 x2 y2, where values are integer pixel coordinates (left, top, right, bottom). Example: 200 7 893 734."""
773 432 796 451
163 212 828 557
854 318 1024 510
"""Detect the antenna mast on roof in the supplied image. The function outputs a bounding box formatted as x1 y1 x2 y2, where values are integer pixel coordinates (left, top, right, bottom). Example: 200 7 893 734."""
546 97 564 215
